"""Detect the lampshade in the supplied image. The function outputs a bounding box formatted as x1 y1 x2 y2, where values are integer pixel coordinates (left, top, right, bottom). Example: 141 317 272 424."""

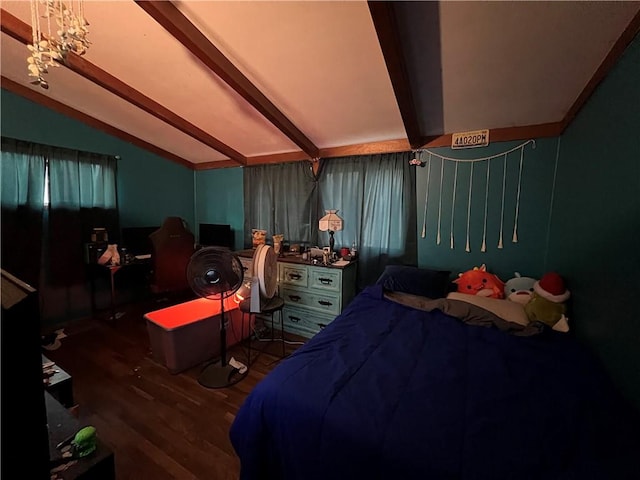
318 210 343 233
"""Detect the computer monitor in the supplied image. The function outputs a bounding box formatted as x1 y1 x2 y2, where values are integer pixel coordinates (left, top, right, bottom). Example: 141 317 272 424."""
199 223 233 249
120 226 159 256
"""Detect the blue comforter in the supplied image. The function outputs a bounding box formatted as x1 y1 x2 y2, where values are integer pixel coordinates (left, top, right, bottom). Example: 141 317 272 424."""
230 285 640 480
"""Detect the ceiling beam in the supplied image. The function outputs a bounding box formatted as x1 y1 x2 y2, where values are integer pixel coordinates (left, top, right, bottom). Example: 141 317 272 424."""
368 1 423 150
1 76 196 169
418 123 564 149
195 122 563 170
193 160 240 171
0 9 246 166
136 0 320 159
198 138 414 170
320 138 411 158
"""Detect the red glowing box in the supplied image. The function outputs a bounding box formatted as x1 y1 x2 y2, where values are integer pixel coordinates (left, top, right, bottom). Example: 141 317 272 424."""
144 296 247 374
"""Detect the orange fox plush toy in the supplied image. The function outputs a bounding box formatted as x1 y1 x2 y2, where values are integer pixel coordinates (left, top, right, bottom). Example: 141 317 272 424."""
453 264 505 299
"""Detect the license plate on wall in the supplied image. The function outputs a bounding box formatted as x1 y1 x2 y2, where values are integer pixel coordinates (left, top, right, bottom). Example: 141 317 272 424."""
451 129 490 149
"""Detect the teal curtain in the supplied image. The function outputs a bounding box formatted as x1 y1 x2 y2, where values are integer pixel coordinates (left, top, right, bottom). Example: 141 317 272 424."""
48 148 119 286
242 152 417 290
318 152 417 288
0 138 46 207
2 137 118 324
0 137 46 286
243 161 319 248
48 150 117 210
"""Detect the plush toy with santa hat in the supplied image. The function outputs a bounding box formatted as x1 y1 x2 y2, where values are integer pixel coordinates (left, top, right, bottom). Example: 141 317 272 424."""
524 272 571 332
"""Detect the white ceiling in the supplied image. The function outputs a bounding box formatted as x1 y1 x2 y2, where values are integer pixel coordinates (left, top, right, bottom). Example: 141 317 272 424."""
1 1 639 169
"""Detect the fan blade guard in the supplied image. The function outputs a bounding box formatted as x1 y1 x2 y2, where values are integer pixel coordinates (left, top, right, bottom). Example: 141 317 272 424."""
252 244 278 299
187 247 243 300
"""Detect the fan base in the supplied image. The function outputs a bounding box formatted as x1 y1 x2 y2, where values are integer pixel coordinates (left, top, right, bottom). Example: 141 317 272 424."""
198 360 247 389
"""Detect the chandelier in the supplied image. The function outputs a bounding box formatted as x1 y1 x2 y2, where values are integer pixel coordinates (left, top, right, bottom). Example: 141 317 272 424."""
27 0 90 89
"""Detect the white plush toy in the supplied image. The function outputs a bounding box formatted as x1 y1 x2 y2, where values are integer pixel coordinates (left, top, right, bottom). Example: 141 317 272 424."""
504 272 537 305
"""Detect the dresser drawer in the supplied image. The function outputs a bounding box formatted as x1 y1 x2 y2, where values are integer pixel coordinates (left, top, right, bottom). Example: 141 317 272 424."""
279 264 308 288
283 305 335 338
309 267 341 293
281 286 341 315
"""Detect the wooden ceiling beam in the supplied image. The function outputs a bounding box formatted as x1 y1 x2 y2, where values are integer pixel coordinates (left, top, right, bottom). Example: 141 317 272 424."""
193 160 240 171
320 139 411 158
368 1 423 150
0 9 246 166
1 76 195 169
417 123 564 149
195 121 565 170
0 7 31 42
136 0 320 159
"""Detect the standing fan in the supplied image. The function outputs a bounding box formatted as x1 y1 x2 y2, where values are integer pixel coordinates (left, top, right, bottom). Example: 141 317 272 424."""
187 246 246 388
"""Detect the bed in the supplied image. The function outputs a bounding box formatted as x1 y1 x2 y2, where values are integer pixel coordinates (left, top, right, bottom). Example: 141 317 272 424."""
229 269 640 480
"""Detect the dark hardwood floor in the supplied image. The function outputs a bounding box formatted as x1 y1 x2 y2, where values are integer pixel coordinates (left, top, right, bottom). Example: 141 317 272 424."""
44 296 304 480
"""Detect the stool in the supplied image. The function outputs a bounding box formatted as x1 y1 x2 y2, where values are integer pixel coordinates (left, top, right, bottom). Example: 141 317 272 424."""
240 296 286 364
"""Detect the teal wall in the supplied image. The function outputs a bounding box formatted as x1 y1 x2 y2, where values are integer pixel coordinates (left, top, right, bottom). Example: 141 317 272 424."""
547 34 640 408
194 167 245 251
0 89 195 229
416 138 559 282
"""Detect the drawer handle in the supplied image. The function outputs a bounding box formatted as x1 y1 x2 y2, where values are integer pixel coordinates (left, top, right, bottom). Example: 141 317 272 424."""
288 315 301 323
288 273 302 280
288 295 302 302
317 300 333 307
318 277 333 285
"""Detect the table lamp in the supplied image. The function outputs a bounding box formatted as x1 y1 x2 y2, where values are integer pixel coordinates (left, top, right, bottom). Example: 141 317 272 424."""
318 210 343 252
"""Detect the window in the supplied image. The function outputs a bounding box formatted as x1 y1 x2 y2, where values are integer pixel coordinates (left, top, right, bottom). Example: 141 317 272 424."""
243 152 417 288
44 160 50 206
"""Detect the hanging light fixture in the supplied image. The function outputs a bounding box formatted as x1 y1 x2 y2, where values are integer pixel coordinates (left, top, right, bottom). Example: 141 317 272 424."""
27 0 90 89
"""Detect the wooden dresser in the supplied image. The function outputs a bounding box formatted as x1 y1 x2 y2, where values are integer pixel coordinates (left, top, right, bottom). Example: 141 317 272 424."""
236 250 357 338
278 258 357 337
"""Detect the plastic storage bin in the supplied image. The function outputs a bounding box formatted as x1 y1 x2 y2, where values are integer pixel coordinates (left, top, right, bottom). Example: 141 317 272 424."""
145 296 244 374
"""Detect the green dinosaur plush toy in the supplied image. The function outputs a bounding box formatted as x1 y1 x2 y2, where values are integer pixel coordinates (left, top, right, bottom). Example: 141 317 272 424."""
524 272 570 332
72 426 97 458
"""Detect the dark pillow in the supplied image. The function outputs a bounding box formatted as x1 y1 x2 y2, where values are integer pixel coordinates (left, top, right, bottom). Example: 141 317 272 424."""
375 265 451 299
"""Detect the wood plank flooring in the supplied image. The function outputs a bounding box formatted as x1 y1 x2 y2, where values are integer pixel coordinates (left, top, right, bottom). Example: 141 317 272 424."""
44 297 304 480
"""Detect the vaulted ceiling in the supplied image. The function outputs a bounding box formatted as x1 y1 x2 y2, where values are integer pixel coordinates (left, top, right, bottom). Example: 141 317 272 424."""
2 1 639 170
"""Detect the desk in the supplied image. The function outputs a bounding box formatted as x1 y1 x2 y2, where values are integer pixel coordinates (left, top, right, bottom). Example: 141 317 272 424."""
88 259 151 322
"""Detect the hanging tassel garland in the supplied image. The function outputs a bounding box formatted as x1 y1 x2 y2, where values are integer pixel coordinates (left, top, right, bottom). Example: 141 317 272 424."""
498 154 507 249
450 162 458 250
418 139 534 251
512 146 524 243
436 158 444 245
480 159 491 252
465 162 474 252
421 153 432 239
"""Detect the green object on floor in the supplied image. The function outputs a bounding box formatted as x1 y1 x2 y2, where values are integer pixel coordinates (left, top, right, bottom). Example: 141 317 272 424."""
72 426 97 457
